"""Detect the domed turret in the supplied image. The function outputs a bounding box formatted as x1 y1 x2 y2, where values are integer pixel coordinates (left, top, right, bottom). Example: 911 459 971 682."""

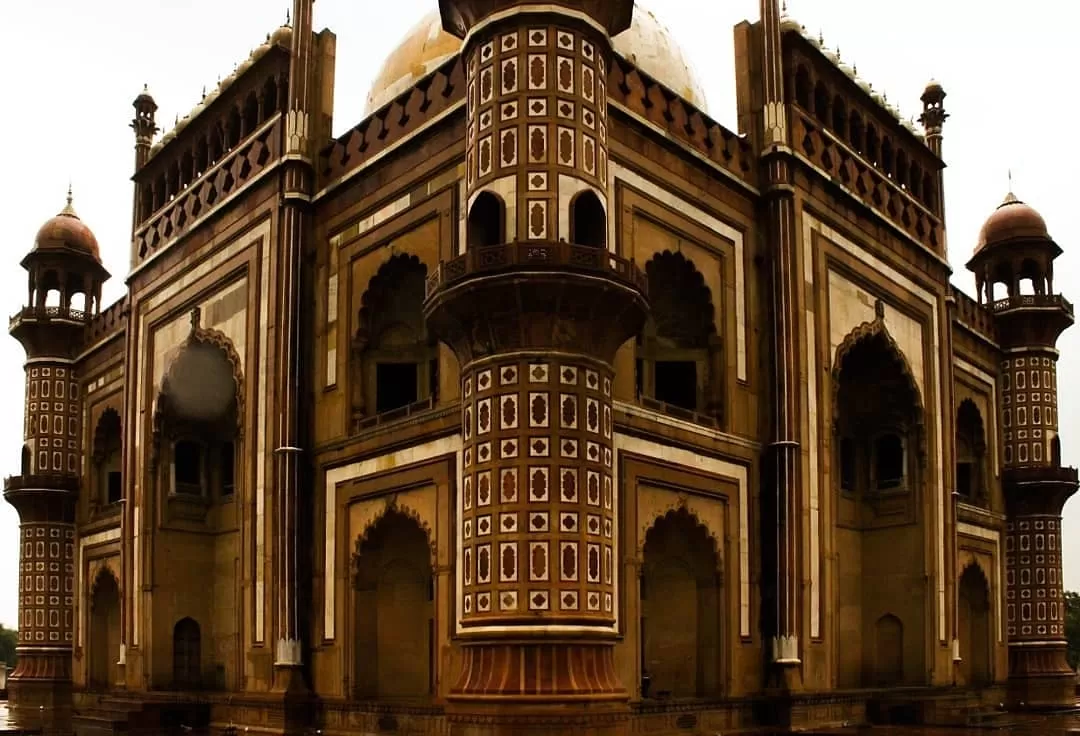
32 190 101 261
968 191 1062 304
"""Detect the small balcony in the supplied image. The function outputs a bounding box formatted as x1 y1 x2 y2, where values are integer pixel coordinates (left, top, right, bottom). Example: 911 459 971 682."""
3 473 81 493
991 294 1074 315
9 305 89 330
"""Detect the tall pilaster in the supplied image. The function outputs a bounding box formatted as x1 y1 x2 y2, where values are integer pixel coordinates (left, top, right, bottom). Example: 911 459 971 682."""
429 0 646 718
271 0 314 692
5 193 108 731
968 193 1077 708
759 0 802 680
919 80 948 221
129 86 159 231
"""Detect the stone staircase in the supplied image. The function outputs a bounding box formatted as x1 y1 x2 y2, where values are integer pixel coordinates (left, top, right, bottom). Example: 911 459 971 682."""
72 693 209 736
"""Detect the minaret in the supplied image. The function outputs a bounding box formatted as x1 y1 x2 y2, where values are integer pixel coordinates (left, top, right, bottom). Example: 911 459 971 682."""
427 0 647 714
4 191 109 729
919 80 948 217
967 193 1077 708
758 0 803 685
130 86 159 229
271 0 313 701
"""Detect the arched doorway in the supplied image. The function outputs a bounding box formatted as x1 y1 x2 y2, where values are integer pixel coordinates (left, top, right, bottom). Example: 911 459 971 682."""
172 618 201 690
89 570 121 690
958 564 992 686
352 509 434 701
640 508 722 699
833 325 927 688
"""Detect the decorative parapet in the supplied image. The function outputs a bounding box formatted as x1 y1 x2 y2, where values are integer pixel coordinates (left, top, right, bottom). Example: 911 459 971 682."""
791 108 943 254
319 56 466 188
952 287 998 344
425 241 647 300
133 116 282 264
608 56 755 187
1003 465 1079 484
84 296 129 347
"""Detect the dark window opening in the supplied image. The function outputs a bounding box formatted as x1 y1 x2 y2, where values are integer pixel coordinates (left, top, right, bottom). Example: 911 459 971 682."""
174 441 203 493
221 442 235 497
654 361 697 411
467 192 504 248
1052 436 1062 467
20 445 30 475
635 358 644 400
107 471 123 505
840 437 856 492
956 462 973 499
875 434 904 490
376 362 418 414
570 191 606 248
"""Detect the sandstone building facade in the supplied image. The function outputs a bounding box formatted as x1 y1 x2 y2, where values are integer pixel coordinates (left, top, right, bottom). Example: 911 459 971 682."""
4 0 1077 733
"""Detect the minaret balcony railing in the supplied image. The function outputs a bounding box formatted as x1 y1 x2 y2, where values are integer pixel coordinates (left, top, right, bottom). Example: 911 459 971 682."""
9 305 88 329
425 241 647 300
3 474 81 493
991 294 1074 315
1003 465 1079 484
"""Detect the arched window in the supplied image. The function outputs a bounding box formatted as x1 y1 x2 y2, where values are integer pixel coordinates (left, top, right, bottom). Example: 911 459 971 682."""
956 399 988 506
794 66 811 108
93 409 123 506
570 190 606 248
226 107 242 149
831 96 847 137
20 445 30 475
848 111 864 153
242 93 260 136
467 191 505 249
637 252 720 419
261 77 280 122
880 137 894 177
813 82 829 121
353 255 438 426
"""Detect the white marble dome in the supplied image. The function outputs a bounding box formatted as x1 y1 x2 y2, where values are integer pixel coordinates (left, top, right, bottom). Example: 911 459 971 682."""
363 3 709 116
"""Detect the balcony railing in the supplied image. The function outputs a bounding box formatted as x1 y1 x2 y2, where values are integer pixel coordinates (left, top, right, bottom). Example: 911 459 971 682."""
9 305 88 329
3 474 80 493
992 294 1074 315
1003 465 1079 484
425 242 648 300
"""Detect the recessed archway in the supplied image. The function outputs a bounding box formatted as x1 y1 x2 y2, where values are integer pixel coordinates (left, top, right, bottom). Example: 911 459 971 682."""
640 508 722 699
89 569 121 691
958 564 992 687
352 508 435 701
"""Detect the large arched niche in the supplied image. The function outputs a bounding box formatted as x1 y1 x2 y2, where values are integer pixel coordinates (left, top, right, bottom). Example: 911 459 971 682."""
636 251 723 420
152 309 244 505
957 562 993 687
350 505 435 701
351 253 438 428
830 318 928 689
88 566 121 691
639 507 724 699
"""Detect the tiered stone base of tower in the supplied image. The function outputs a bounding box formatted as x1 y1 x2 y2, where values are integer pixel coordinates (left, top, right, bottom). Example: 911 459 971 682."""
426 244 647 732
1003 468 1078 710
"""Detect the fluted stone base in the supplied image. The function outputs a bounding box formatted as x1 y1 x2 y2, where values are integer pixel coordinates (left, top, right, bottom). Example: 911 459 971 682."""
1007 644 1077 709
451 642 625 701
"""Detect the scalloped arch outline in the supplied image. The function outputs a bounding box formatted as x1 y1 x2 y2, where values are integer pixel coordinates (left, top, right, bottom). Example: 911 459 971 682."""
351 497 438 579
638 504 724 577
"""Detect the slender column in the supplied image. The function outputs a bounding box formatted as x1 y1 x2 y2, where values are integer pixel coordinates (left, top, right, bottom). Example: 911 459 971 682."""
759 0 802 673
272 0 314 679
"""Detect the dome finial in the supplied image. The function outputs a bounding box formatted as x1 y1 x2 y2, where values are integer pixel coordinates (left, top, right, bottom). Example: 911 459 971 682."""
61 182 77 217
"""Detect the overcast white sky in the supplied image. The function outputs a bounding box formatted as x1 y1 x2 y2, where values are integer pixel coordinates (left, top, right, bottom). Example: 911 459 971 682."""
0 0 1076 629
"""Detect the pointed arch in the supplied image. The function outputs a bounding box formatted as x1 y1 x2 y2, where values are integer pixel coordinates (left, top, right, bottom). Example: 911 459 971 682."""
640 505 724 698
637 251 722 417
637 505 722 569
90 564 121 607
352 254 436 423
88 566 121 691
831 318 924 418
351 504 435 700
956 398 988 504
958 562 993 686
352 498 437 569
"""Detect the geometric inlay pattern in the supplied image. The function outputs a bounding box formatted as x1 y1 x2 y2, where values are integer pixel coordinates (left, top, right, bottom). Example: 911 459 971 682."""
460 358 616 627
1000 355 1058 467
18 522 75 644
1005 516 1064 639
25 365 81 475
